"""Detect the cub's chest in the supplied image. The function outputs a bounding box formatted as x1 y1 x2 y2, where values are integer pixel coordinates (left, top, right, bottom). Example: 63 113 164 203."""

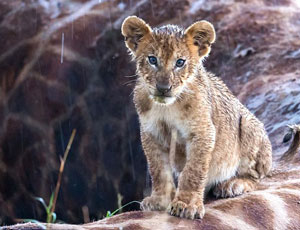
139 104 189 145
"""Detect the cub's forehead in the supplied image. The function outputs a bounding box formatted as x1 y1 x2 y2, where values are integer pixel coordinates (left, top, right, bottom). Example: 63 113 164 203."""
152 25 185 38
146 25 188 57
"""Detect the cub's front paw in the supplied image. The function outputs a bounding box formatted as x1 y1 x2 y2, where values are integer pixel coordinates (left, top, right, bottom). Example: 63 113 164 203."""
168 199 205 219
141 195 170 211
185 204 205 219
167 200 187 217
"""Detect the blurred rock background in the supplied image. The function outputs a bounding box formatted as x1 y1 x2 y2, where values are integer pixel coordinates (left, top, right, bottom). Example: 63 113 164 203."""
0 0 299 225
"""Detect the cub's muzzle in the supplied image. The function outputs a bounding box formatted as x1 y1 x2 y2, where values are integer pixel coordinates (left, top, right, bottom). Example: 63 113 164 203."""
156 82 172 95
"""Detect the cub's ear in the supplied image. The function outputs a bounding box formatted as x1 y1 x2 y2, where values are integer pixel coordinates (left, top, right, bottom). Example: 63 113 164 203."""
184 20 216 57
121 16 152 53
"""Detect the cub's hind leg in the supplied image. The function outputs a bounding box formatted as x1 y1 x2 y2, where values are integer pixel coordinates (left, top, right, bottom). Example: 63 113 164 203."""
213 130 272 198
213 177 257 198
239 114 273 179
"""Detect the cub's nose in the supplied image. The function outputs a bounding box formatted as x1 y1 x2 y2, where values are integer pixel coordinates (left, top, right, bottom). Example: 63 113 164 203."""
156 82 172 94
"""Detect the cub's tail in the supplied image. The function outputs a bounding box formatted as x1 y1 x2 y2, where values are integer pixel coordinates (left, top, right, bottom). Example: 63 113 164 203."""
280 124 300 162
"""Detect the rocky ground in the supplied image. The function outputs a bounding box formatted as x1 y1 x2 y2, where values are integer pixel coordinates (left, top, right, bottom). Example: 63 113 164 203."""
0 0 300 228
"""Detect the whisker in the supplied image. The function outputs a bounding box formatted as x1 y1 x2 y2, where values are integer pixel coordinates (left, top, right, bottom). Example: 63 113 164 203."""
123 79 138 86
124 74 138 78
129 88 135 97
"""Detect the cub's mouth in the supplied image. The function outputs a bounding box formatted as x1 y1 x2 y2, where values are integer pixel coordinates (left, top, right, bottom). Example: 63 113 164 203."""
150 94 176 105
148 84 176 104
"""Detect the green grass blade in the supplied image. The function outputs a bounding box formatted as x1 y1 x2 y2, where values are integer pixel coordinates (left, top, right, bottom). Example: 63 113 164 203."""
35 197 47 212
109 201 141 217
51 212 57 223
48 192 55 211
106 211 112 217
22 219 41 224
22 219 46 229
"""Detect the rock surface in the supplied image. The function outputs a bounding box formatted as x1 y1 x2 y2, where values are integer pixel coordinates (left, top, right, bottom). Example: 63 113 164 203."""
0 0 300 227
3 162 300 229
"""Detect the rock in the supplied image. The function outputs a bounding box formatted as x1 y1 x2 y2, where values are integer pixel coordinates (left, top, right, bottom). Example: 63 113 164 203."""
3 166 300 230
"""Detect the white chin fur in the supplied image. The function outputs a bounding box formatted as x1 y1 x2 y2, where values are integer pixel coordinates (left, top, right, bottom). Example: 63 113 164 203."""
149 95 176 105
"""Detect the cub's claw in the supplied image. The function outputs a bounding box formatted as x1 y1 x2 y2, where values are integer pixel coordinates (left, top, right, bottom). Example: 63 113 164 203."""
168 200 187 217
185 204 205 219
167 200 205 219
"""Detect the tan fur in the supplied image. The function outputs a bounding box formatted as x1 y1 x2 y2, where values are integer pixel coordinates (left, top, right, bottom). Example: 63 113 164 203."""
121 16 283 219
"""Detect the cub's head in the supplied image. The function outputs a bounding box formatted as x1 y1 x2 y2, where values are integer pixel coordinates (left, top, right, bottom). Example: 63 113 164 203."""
121 16 215 105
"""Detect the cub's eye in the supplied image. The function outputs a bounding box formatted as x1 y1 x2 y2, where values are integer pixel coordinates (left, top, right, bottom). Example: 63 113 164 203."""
148 56 157 65
175 59 185 68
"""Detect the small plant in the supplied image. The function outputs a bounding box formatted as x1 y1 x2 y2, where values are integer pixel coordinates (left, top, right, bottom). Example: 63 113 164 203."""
35 193 56 223
22 129 76 225
21 193 55 229
106 201 141 218
48 129 76 222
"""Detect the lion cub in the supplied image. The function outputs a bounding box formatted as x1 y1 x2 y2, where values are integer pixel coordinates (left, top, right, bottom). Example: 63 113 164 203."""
121 16 272 219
